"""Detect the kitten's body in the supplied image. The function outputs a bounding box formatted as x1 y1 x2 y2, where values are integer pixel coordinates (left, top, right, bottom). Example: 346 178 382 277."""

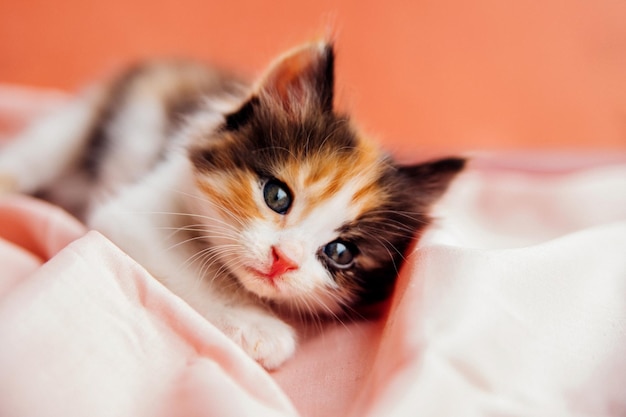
0 42 464 369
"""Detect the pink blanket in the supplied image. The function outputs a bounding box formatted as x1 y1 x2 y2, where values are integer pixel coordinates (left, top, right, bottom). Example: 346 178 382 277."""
1 92 626 416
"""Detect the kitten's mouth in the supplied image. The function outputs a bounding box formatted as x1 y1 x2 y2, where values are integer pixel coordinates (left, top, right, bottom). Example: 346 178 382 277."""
244 266 280 287
241 266 295 300
244 267 282 286
243 265 302 300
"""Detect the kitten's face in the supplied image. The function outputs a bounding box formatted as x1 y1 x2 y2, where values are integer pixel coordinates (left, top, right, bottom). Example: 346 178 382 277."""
188 42 464 315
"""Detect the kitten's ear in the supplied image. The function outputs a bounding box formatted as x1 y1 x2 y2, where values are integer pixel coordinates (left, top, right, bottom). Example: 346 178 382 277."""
255 41 335 114
399 157 466 205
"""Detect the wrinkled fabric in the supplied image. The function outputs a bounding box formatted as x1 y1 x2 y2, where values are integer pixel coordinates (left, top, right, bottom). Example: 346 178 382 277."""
1 158 625 417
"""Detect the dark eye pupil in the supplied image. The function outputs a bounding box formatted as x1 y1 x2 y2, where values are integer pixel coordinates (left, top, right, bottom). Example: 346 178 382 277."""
263 179 292 214
324 241 355 267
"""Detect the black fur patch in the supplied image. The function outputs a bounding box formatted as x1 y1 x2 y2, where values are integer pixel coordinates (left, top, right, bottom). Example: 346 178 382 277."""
192 108 357 175
224 96 259 131
314 44 335 113
82 65 142 179
329 161 466 307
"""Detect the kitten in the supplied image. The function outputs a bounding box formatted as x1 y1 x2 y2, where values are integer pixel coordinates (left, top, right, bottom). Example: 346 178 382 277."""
0 41 465 369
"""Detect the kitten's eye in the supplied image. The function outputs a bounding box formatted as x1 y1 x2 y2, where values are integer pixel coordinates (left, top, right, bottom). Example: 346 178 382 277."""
263 178 293 214
323 240 356 268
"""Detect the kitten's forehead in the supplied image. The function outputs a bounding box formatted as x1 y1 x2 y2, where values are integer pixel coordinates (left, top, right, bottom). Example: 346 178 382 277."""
276 137 387 220
193 128 390 231
190 99 400 228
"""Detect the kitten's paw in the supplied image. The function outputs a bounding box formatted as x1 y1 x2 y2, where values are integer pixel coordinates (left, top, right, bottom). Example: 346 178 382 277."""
0 174 17 196
218 310 296 370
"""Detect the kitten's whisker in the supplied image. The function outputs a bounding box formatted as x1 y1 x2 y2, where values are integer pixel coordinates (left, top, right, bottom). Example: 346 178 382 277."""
148 186 249 229
313 294 352 335
294 295 324 336
182 244 242 271
316 120 351 154
194 251 248 290
253 145 298 161
363 233 404 275
160 225 240 246
366 209 431 225
174 190 245 227
139 208 244 231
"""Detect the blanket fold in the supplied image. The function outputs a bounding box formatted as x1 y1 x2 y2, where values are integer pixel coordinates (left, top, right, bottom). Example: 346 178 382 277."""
0 229 298 417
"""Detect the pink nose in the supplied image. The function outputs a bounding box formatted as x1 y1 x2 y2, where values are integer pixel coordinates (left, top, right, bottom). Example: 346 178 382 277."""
268 246 299 278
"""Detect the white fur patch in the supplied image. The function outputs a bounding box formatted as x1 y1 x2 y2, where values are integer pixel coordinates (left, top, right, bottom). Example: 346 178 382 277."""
0 88 102 193
193 171 375 314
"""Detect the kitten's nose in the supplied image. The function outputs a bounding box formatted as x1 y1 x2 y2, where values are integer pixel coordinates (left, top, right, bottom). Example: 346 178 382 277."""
269 245 300 278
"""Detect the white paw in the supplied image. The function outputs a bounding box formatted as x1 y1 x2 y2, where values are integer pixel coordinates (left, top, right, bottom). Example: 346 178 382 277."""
217 309 296 370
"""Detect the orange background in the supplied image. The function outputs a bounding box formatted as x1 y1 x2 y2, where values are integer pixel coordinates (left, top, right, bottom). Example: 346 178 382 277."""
1 0 625 154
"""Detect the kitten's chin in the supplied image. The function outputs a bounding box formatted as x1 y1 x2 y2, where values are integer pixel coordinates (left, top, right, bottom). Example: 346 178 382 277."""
238 266 294 300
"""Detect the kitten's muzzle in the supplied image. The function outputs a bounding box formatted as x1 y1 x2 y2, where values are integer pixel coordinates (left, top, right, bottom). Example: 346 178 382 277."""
246 245 300 284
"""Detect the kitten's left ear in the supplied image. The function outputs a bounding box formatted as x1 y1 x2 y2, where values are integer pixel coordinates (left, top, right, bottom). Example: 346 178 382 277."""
255 41 335 114
399 157 467 205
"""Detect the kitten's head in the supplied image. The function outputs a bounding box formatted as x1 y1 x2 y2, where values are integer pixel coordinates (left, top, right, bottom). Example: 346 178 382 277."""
188 41 464 315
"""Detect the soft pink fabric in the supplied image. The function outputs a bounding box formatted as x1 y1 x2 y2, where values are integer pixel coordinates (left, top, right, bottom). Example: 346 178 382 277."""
0 195 86 296
1 159 625 417
1 89 625 416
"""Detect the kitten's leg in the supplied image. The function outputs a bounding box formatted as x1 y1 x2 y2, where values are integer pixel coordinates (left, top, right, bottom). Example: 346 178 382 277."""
92 207 297 370
87 159 296 370
93 201 297 370
0 88 102 194
206 302 297 370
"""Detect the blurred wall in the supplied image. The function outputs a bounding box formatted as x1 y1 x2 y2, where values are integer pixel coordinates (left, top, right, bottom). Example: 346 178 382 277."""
1 0 625 154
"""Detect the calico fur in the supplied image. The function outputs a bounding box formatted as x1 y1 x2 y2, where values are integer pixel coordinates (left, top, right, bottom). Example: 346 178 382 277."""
0 41 465 369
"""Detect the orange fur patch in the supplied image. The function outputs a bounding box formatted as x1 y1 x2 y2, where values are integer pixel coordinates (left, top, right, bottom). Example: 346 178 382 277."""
196 171 262 223
194 131 389 230
277 134 386 221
